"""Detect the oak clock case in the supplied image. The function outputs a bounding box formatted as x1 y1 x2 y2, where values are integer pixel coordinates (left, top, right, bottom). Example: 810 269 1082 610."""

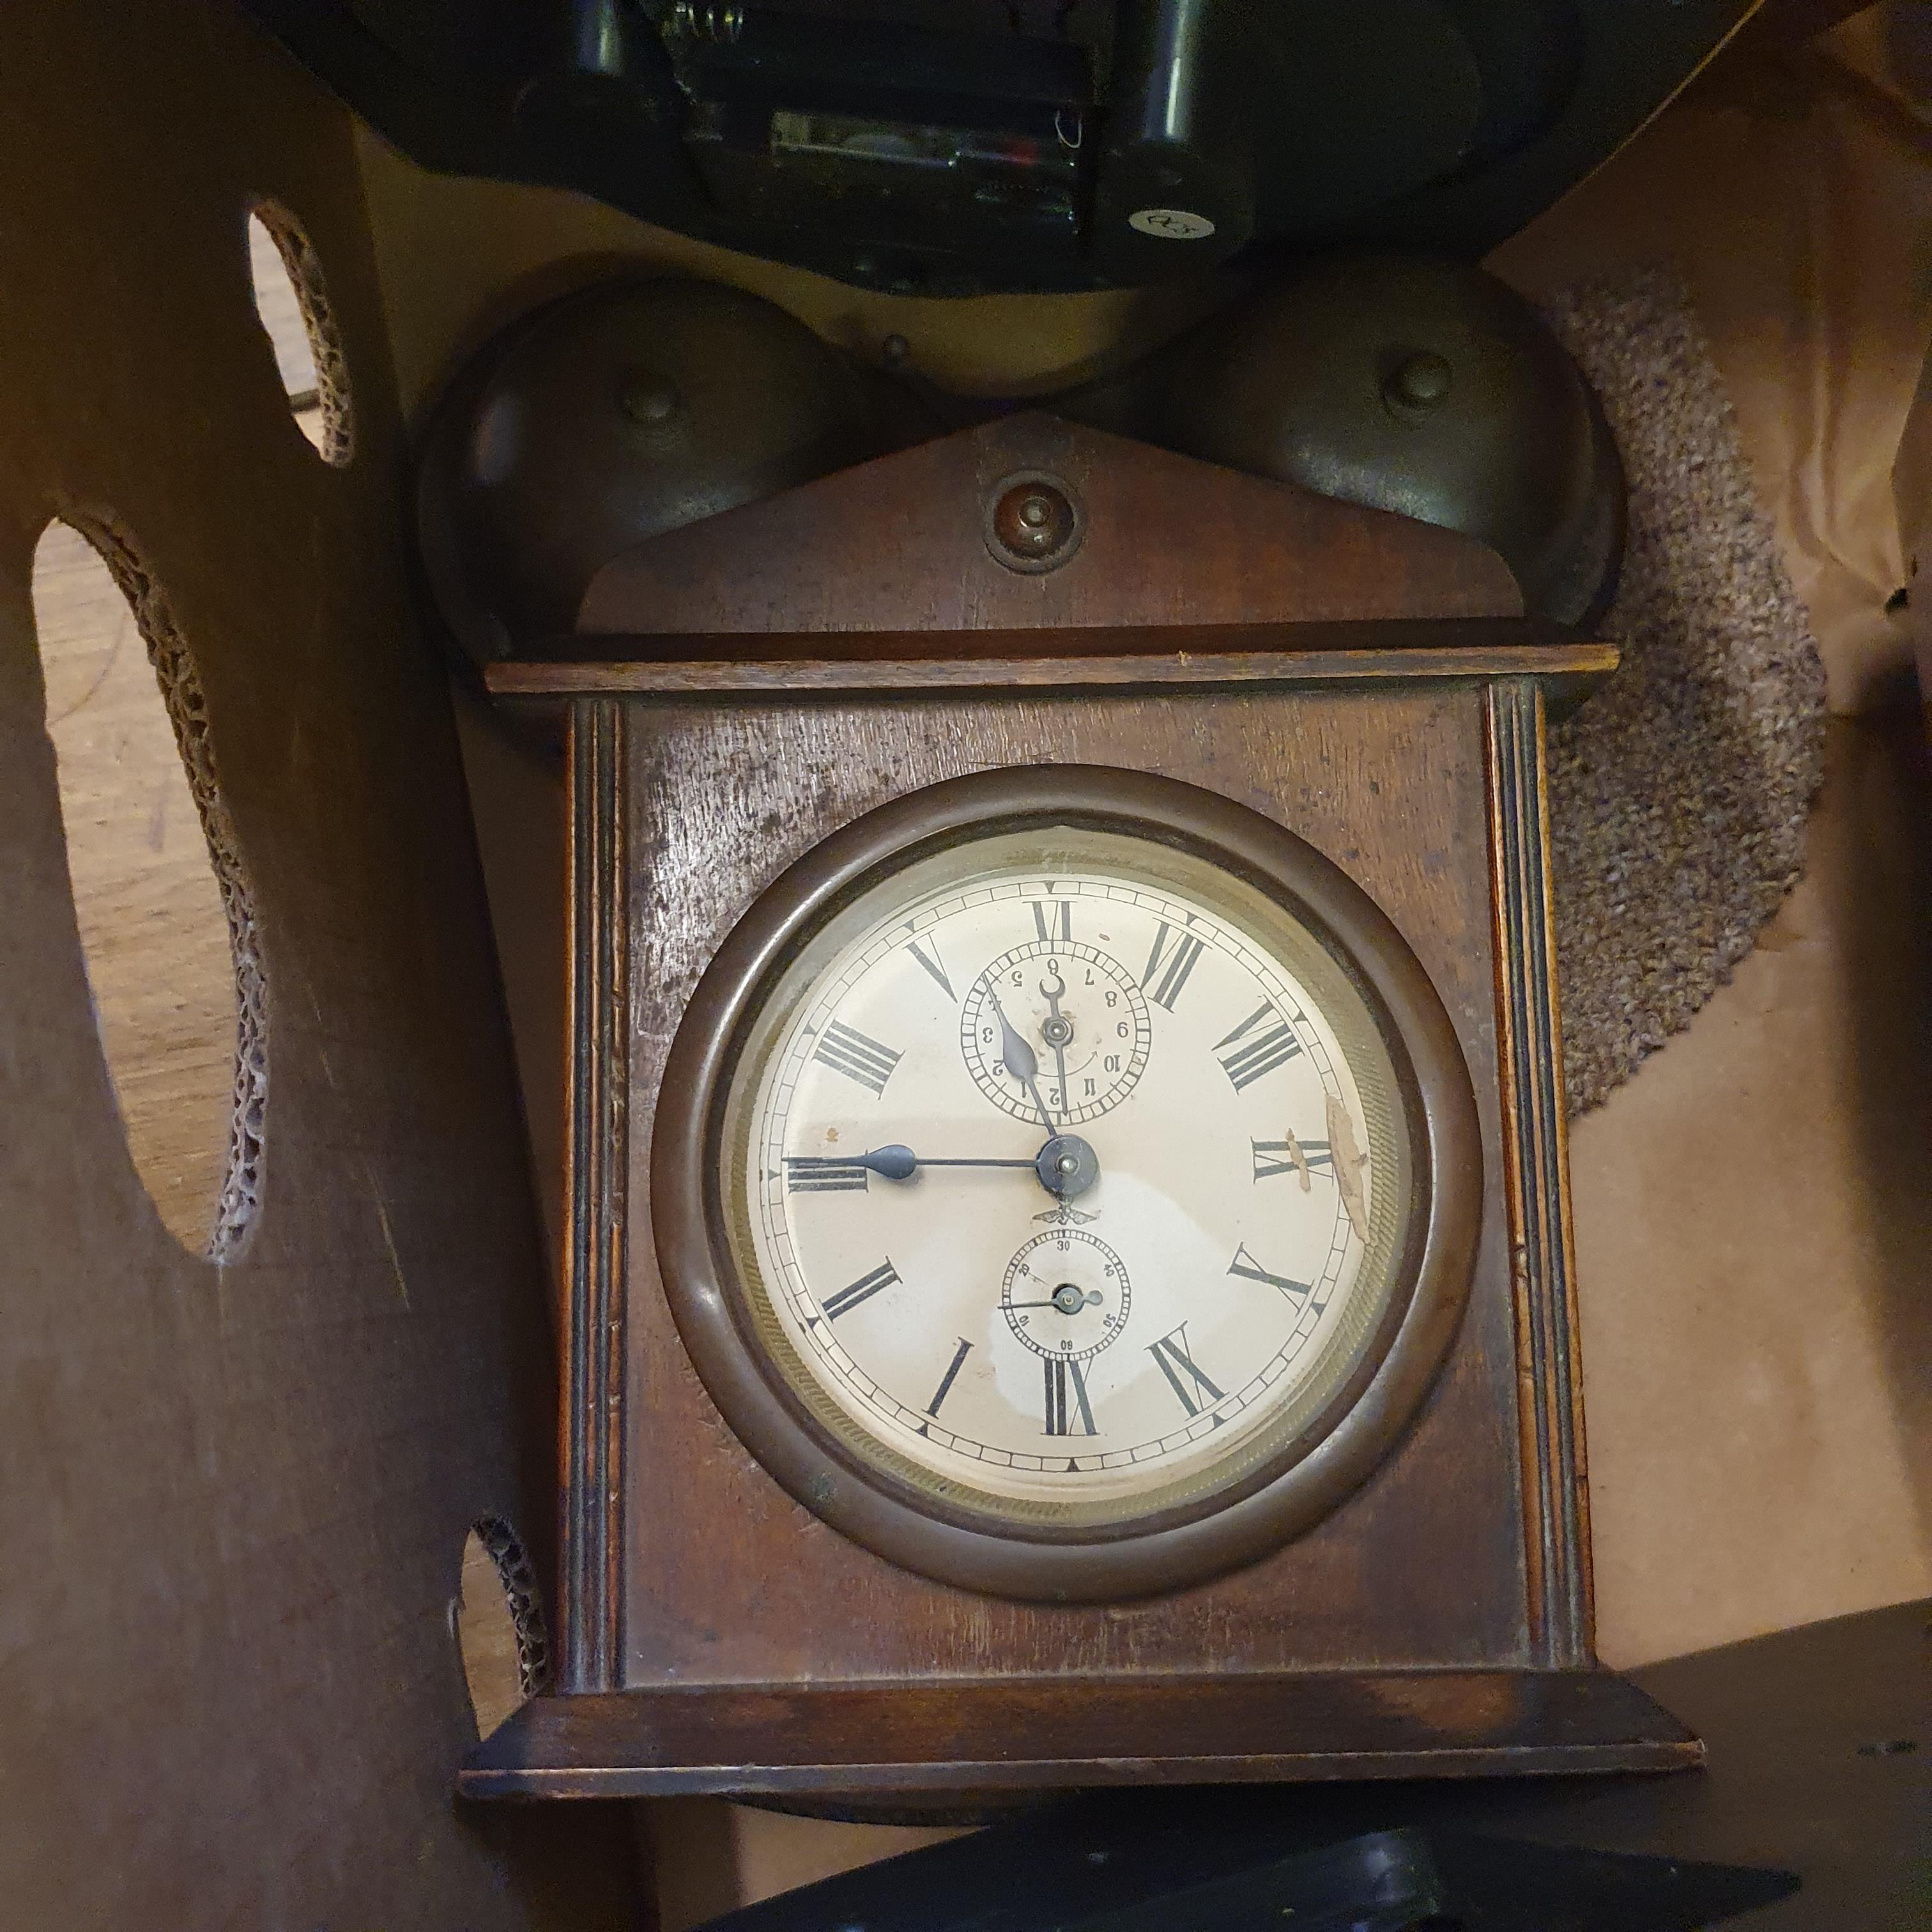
655 769 1482 1603
442 377 1699 1796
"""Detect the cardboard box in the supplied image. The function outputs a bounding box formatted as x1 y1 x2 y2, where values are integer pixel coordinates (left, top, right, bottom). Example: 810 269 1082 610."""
2 4 1924 1925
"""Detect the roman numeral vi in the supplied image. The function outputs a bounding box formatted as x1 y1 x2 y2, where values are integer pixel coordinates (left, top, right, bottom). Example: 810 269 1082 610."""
1043 1355 1098 1436
1032 898 1071 942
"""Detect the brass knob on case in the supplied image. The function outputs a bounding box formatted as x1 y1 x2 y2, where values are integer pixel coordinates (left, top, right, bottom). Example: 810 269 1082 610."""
986 475 1083 572
994 482 1075 559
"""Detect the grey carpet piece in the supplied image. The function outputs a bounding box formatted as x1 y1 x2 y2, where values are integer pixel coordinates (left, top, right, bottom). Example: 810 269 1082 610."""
1545 269 1828 1115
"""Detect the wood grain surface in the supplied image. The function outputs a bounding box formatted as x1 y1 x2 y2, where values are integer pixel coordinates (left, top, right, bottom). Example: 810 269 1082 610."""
647 763 1485 1606
610 685 1528 1692
463 1667 1698 1799
487 627 1616 692
579 413 1523 638
1487 680 1594 1669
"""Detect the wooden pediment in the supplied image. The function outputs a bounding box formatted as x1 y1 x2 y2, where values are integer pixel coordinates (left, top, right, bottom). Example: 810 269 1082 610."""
575 410 1521 644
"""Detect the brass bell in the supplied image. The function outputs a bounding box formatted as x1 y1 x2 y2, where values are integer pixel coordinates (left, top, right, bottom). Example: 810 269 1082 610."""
417 277 931 663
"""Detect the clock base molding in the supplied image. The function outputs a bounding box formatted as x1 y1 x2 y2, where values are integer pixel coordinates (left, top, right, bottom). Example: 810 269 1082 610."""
459 1669 1698 1800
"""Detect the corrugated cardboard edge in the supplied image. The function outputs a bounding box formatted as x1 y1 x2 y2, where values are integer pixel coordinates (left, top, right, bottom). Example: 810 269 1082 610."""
0 3 631 1922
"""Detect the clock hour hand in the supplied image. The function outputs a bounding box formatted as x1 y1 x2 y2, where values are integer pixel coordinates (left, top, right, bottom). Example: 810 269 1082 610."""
986 987 1059 1135
857 1144 1038 1180
837 1137 1100 1203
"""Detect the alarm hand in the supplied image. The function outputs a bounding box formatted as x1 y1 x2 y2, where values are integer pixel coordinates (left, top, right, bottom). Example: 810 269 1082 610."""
986 987 1060 1135
1038 965 1072 1116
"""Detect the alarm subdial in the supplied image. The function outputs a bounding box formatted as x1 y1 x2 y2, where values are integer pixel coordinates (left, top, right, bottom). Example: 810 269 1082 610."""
1000 1229 1132 1363
961 940 1152 1126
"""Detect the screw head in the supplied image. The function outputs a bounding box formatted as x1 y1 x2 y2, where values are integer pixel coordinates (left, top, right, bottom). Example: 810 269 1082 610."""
620 378 679 424
986 474 1082 571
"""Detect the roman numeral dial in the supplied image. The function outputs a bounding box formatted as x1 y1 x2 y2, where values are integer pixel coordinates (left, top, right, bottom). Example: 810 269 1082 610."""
1141 921 1206 1011
740 839 1398 1521
820 1259 901 1321
1228 1243 1315 1303
1252 1134 1332 1185
784 1155 870 1193
1031 898 1071 942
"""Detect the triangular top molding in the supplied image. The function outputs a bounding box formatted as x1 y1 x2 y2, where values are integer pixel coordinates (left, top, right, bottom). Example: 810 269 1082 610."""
577 411 1520 640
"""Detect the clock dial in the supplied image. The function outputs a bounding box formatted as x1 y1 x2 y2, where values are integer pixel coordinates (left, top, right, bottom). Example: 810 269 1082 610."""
716 822 1418 1533
960 941 1152 1124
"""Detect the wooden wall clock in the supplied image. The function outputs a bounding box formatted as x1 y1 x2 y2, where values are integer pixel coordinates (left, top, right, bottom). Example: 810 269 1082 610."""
460 411 1698 1800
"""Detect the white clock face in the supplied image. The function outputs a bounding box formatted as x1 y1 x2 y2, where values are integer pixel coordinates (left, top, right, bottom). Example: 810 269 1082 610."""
718 824 1414 1529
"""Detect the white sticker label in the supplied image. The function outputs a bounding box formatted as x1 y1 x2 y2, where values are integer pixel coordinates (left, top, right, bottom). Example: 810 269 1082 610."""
1128 207 1216 240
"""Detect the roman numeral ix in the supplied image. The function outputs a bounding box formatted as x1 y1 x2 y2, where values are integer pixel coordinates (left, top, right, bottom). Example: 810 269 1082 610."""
811 1020 902 1096
1215 1000 1304 1091
1251 1137 1333 1183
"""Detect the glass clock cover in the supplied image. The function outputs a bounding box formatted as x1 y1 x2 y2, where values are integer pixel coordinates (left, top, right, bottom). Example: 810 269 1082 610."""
713 820 1419 1537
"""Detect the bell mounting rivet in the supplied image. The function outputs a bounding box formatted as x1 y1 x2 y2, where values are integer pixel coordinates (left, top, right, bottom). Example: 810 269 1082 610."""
620 376 682 426
1386 351 1453 411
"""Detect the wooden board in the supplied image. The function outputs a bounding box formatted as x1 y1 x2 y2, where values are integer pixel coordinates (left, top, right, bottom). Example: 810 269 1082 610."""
468 1667 1697 1798
485 626 1616 696
457 657 1698 1802
608 686 1522 1690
